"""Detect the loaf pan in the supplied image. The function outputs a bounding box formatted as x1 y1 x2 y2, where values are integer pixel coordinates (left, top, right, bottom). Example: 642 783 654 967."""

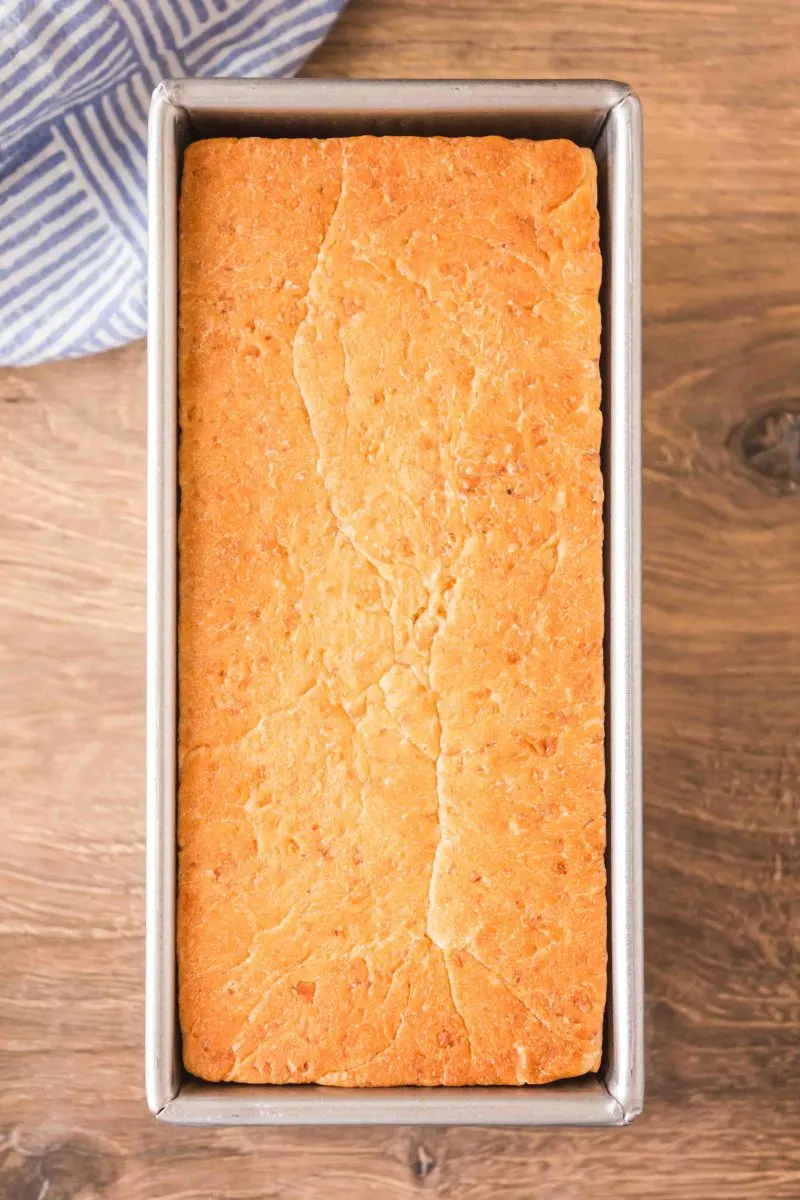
146 78 643 1126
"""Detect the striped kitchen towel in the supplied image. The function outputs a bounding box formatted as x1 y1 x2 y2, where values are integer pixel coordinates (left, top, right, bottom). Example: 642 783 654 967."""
0 0 348 367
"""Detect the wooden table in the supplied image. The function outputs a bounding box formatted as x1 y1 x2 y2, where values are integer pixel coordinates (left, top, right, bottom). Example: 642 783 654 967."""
2 1 798 1196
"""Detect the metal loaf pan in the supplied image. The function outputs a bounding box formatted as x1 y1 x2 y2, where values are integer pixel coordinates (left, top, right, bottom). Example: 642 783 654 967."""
147 78 643 1126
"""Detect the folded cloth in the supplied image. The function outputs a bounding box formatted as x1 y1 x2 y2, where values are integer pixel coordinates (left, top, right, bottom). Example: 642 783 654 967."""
0 0 348 367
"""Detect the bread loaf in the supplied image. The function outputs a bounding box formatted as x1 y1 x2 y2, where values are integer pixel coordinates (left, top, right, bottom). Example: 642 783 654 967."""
177 135 605 1086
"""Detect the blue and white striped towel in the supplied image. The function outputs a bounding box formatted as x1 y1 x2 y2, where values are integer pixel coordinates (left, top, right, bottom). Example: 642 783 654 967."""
0 0 348 367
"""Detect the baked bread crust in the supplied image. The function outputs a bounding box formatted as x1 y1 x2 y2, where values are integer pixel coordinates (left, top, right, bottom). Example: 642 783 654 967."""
178 135 605 1086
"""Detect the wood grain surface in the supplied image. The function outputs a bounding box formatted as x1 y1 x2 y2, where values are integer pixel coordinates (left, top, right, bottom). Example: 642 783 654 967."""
1 1 799 1196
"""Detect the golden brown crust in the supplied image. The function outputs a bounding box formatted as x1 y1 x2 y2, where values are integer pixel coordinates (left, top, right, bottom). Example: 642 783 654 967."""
177 135 605 1087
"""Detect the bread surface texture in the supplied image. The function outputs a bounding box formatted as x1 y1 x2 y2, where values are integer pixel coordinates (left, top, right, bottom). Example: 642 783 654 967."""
178 135 605 1087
